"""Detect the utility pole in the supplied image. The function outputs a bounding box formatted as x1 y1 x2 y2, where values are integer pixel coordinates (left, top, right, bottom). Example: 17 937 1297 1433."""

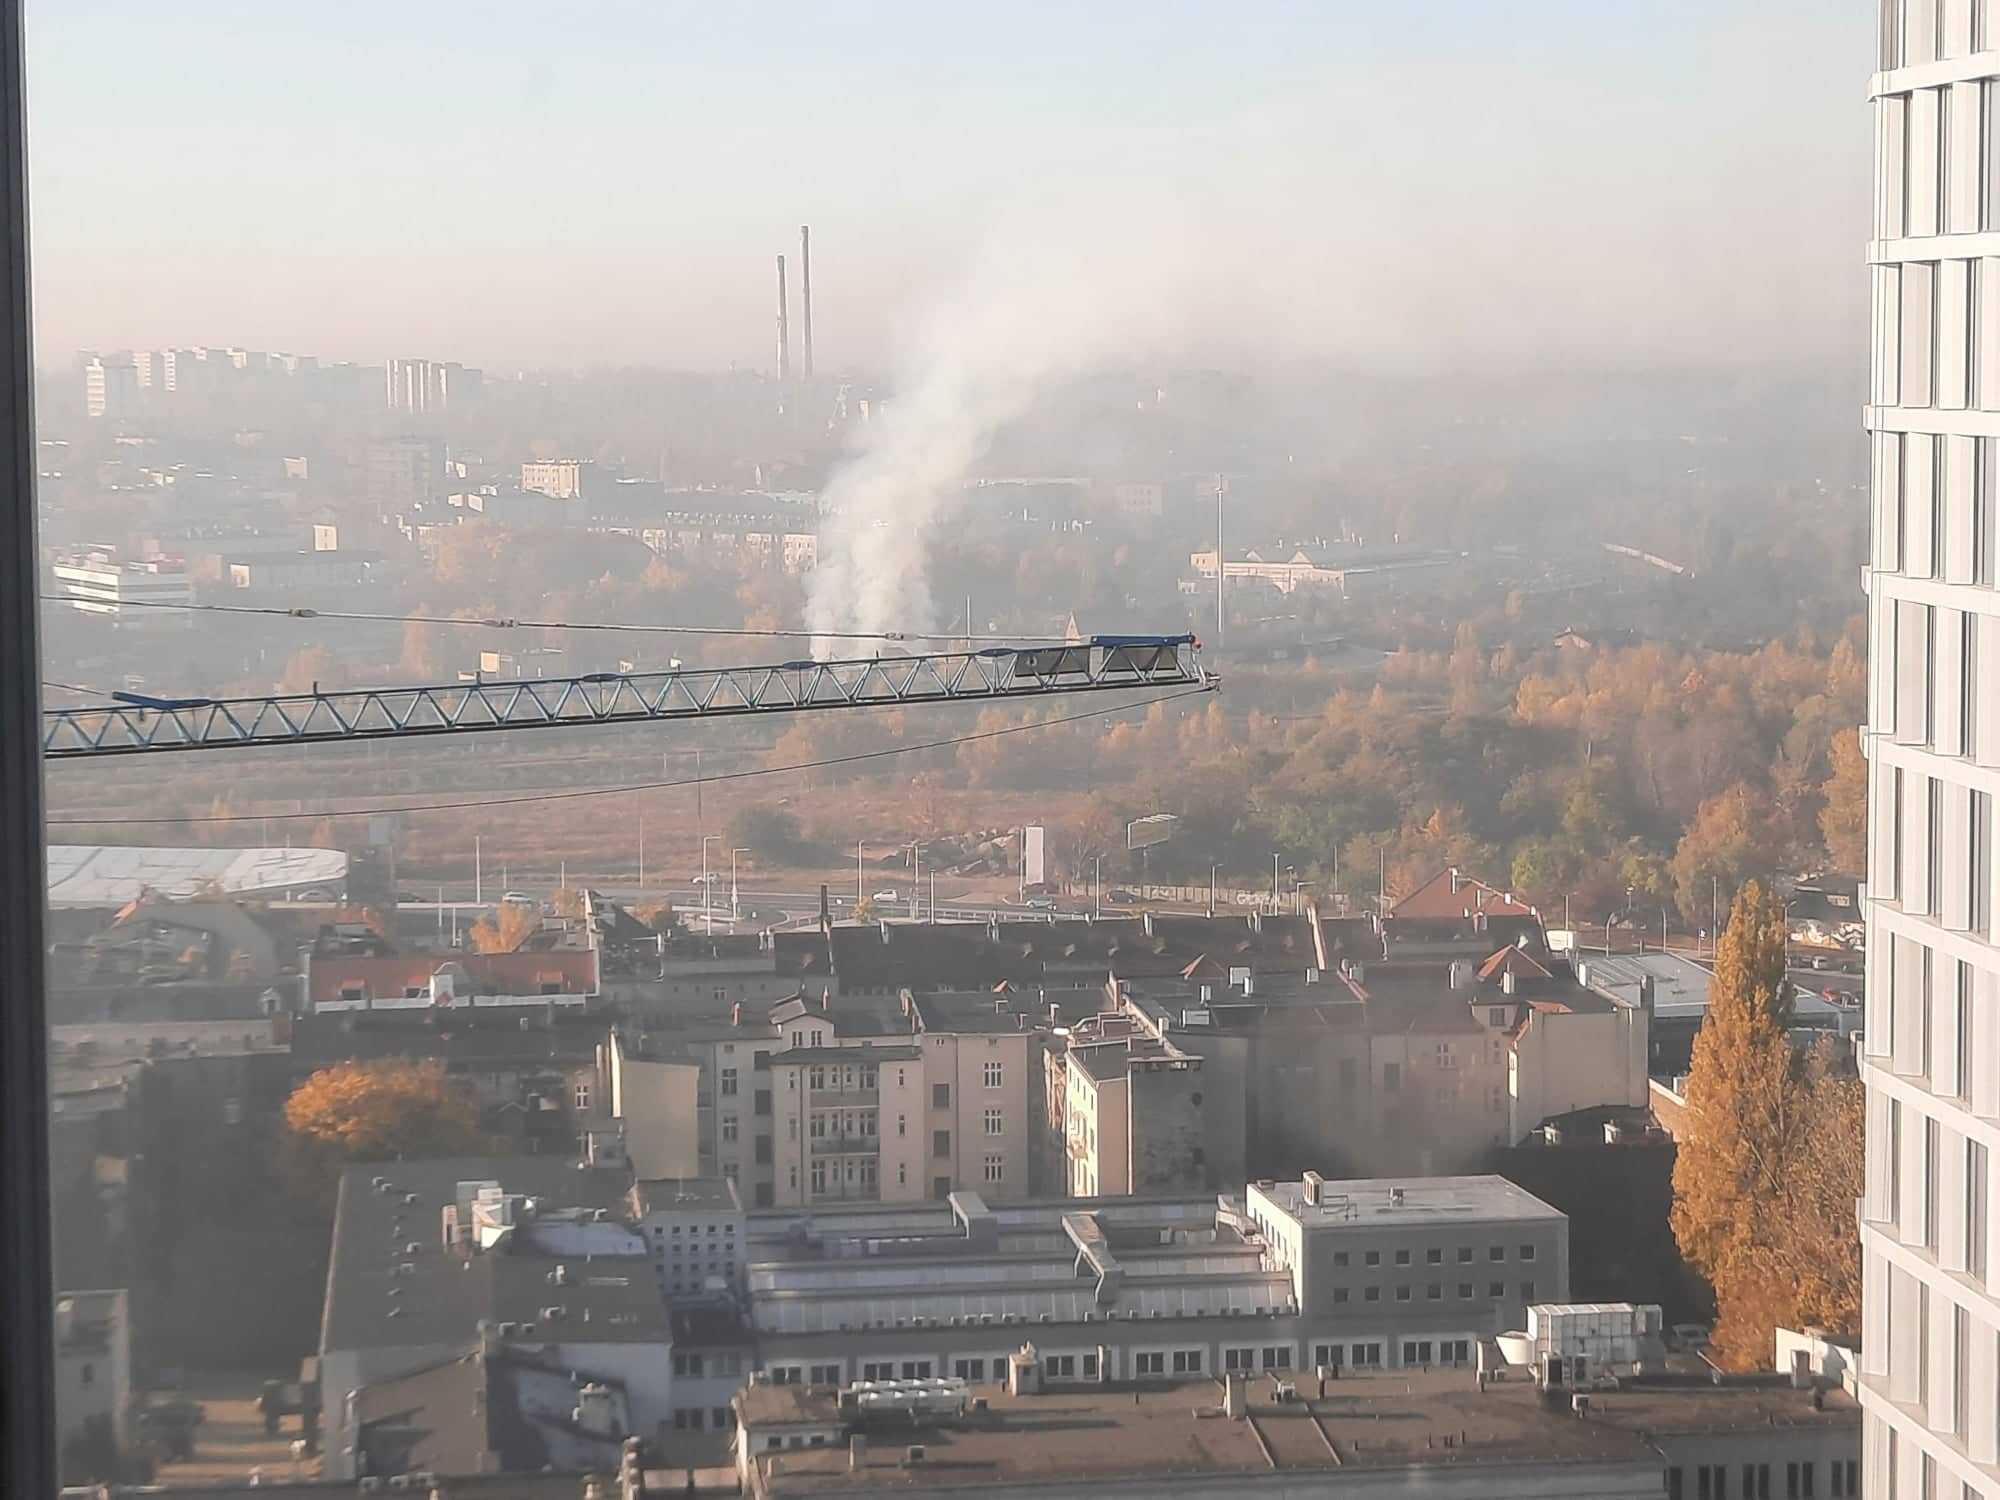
638 808 645 891
1378 845 1386 918
1272 852 1281 912
474 835 482 905
1095 854 1104 919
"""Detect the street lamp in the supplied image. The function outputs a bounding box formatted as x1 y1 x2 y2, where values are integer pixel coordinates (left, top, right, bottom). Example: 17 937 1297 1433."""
1095 853 1104 919
731 847 749 920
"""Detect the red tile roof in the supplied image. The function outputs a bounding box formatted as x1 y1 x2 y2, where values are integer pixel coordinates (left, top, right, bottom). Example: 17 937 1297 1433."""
1392 868 1537 922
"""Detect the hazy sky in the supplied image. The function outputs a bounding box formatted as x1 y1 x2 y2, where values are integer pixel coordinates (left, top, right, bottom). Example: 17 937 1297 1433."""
28 1 1870 373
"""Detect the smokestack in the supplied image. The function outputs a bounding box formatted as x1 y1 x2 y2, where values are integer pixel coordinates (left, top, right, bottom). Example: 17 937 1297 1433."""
776 255 791 387
800 226 814 380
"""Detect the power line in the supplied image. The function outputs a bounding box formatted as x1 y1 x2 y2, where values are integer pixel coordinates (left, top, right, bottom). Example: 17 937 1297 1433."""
61 595 1074 645
46 683 1214 826
42 680 112 698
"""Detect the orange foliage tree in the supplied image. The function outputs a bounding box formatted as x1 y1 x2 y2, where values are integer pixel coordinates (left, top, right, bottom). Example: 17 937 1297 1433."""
1669 882 1862 1367
283 1059 490 1161
468 902 538 953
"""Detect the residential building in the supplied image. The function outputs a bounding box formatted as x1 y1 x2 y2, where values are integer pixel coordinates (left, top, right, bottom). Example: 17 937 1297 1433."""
315 1157 666 1477
386 356 482 413
1862 13 2000 1497
601 986 1038 1209
522 459 596 501
80 353 138 420
53 1290 131 1459
49 547 194 627
366 436 441 510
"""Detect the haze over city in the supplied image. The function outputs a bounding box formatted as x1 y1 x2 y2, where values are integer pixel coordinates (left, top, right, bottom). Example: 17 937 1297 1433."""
0 4 1961 1498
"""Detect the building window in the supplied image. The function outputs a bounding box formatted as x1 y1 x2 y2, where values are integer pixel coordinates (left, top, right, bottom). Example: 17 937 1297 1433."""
1395 1285 1411 1302
862 1361 894 1380
1490 1281 1505 1298
573 1080 591 1112
1519 1244 1535 1261
1488 1245 1505 1261
720 1067 738 1096
1332 1251 1348 1267
1332 1288 1348 1304
1426 1283 1442 1300
983 1154 1004 1183
1520 1281 1536 1301
1456 1246 1473 1263
1364 1250 1381 1267
1364 1286 1380 1302
1261 1346 1291 1370
933 1129 951 1159
1425 1247 1442 1264
933 1082 951 1108
1136 1351 1165 1375
1224 1348 1255 1371
897 1163 907 1185
984 1061 1004 1088
955 1358 987 1381
1394 1248 1411 1266
1173 1349 1203 1373
722 1114 738 1143
983 1108 1004 1136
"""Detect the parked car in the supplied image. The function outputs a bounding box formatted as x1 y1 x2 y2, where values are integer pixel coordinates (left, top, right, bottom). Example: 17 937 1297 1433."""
873 889 901 903
1669 1323 1711 1351
1025 896 1058 911
501 890 536 906
1108 888 1140 904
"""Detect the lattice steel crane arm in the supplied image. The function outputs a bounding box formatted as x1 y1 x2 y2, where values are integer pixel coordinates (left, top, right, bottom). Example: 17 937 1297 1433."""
43 636 1214 758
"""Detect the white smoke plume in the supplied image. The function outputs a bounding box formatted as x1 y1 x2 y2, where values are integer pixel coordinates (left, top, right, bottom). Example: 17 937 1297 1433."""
804 205 1207 654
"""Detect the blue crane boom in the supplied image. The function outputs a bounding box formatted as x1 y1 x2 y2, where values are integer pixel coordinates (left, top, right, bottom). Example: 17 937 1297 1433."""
43 636 1214 759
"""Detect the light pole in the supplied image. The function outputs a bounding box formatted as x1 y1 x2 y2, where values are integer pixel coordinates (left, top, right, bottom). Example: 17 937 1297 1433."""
702 834 720 934
732 847 748 920
857 840 865 909
1095 854 1104 919
638 807 645 890
1272 852 1281 912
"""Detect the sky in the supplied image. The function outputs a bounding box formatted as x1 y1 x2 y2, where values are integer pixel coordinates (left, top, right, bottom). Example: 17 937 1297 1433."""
26 1 1873 374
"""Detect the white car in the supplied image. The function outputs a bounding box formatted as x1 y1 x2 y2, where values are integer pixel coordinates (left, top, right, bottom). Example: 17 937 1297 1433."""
501 891 536 906
873 889 901 903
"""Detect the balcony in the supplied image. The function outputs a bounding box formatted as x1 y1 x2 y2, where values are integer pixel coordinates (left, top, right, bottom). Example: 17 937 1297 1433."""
810 1088 878 1106
809 1135 878 1155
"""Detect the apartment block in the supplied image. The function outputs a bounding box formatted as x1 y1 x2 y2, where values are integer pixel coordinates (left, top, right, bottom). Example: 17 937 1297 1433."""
1864 8 2000 1497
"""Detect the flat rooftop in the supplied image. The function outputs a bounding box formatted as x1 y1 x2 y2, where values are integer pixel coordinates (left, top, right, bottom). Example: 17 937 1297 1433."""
749 1367 1857 1493
1251 1174 1566 1230
634 1175 741 1214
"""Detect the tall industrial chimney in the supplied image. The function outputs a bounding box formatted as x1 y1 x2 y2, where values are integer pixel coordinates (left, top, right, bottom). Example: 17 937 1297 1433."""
799 225 814 380
776 254 791 386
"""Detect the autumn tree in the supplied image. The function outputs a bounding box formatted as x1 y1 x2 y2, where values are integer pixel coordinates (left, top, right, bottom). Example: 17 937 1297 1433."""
284 1060 490 1162
1818 729 1867 874
1670 882 1862 1367
1668 782 1774 917
468 902 538 953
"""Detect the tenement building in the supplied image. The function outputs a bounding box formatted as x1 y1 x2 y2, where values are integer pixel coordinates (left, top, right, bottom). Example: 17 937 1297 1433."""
1865 10 2000 1497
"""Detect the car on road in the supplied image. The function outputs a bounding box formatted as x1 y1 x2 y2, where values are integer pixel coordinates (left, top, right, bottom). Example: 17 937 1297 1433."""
1108 889 1140 904
873 889 901 903
1025 896 1058 911
501 891 536 906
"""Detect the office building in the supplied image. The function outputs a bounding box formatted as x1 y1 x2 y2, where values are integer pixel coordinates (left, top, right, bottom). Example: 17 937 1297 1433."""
49 548 194 628
1863 11 2000 1497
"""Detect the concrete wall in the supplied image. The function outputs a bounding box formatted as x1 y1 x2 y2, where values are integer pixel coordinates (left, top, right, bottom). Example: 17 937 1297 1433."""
1508 1007 1648 1141
1127 1061 1207 1194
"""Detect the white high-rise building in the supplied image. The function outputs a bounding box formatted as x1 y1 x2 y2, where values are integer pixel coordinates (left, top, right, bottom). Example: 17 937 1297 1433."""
1864 7 2000 1496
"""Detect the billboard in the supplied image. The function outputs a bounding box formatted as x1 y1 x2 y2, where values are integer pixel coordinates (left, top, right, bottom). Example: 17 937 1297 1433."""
1127 813 1179 851
1023 825 1048 888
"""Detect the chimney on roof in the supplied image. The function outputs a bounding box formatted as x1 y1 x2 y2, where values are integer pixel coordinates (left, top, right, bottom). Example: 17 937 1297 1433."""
1502 970 1517 997
731 1001 743 1028
1449 868 1461 893
820 988 831 1011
